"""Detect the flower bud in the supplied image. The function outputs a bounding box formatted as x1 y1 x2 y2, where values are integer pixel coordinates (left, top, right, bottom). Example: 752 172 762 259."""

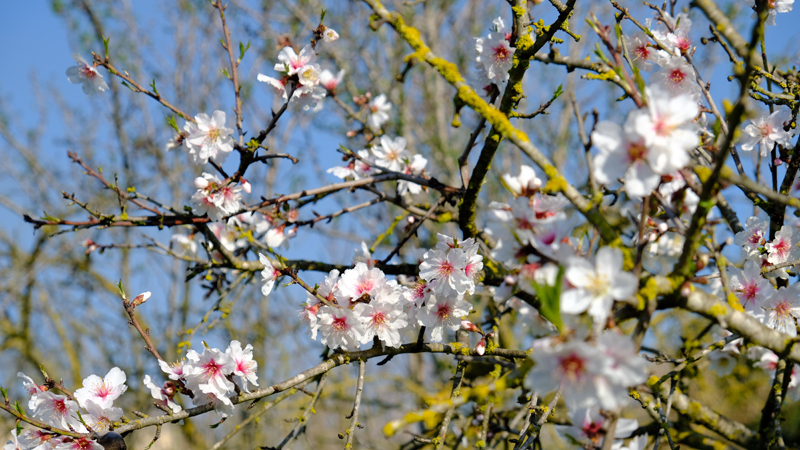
194 177 209 189
241 178 252 194
476 338 486 356
461 320 480 333
648 231 658 242
657 222 668 233
774 158 783 166
286 226 298 239
132 291 151 307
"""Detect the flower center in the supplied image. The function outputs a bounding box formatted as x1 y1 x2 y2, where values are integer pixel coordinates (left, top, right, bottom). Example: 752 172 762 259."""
559 353 585 381
634 45 650 60
668 68 687 85
492 44 510 62
202 359 223 378
356 280 375 296
772 238 791 258
628 142 647 161
371 311 387 327
207 128 221 142
586 272 610 298
436 303 453 321
53 398 67 415
80 66 97 78
332 315 349 332
774 301 793 319
741 282 759 302
437 261 455 277
758 122 774 138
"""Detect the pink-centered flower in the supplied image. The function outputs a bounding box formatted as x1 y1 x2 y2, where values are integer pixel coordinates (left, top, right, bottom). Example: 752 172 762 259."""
354 286 408 348
764 284 800 337
367 94 392 130
226 340 259 393
317 305 365 351
184 111 234 164
74 367 127 410
184 347 236 406
143 375 182 414
337 262 387 305
419 248 470 296
766 225 797 265
259 253 281 296
416 294 473 342
53 437 103 450
474 17 513 84
31 392 85 432
729 260 772 317
274 44 316 76
740 109 795 157
66 54 108 95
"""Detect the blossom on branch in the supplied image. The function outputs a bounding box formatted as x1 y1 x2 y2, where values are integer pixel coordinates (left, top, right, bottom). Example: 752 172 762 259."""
66 54 108 95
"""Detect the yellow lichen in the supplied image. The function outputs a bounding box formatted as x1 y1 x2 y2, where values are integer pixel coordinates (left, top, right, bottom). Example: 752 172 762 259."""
708 303 728 317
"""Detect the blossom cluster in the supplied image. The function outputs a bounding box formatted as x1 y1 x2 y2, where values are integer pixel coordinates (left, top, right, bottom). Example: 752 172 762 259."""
153 340 259 418
9 368 128 450
259 233 483 351
327 135 429 195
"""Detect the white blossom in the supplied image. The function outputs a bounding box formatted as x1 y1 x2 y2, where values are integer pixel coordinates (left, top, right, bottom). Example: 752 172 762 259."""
317 305 365 351
65 54 108 95
740 109 795 157
259 253 280 296
73 367 127 410
185 111 235 165
367 94 391 130
184 347 236 406
226 340 259 393
274 44 316 76
416 294 473 342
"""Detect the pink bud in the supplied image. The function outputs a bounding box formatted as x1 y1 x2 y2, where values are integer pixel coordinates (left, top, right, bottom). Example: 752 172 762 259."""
346 130 357 137
648 231 657 242
476 338 486 356
132 291 151 307
774 158 783 166
657 222 668 233
461 320 480 333
241 178 252 194
163 381 176 397
194 177 209 189
408 216 416 224
286 226 298 239
504 275 517 285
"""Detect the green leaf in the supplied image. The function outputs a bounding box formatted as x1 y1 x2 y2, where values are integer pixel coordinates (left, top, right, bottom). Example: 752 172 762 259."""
150 79 159 97
13 401 23 415
550 84 563 102
116 280 126 298
102 36 110 60
530 265 564 332
320 9 327 23
120 81 135 92
221 68 230 79
166 115 180 133
239 40 251 62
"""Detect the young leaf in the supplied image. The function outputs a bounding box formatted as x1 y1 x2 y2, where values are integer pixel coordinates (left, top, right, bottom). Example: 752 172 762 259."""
103 36 110 60
166 115 180 133
320 9 327 23
530 266 564 332
150 79 159 97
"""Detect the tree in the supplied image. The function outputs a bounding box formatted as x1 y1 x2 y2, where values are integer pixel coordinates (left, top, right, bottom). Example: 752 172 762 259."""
1 0 800 449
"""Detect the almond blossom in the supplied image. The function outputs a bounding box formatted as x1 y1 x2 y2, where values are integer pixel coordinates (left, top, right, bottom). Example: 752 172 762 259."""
474 17 513 85
191 173 242 221
397 154 428 195
632 87 700 174
83 400 123 434
367 94 392 130
556 407 638 448
320 69 345 92
650 55 701 101
143 375 182 414
372 136 408 171
561 247 637 326
353 286 408 348
728 260 772 316
184 347 236 406
416 294 473 342
256 74 289 101
226 340 259 393
751 0 795 25
337 262 387 305
763 284 800 337
31 392 85 431
158 359 187 381
17 373 45 411
54 437 103 450
323 28 339 42
740 109 795 157
419 248 470 296
735 216 769 257
274 44 316 76
65 54 108 95
501 165 542 198
327 149 375 180
623 33 657 71
259 253 281 296
73 367 127 410
316 305 364 351
591 117 660 197
184 111 234 164
765 225 798 265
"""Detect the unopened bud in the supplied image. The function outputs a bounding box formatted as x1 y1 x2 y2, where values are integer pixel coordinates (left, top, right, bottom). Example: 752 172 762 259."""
774 158 783 166
476 338 486 356
657 222 668 233
408 216 416 224
132 291 151 307
680 281 692 297
286 226 298 239
241 178 252 194
346 130 358 137
648 231 658 242
504 275 517 285
163 381 176 397
461 320 480 333
194 177 209 189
